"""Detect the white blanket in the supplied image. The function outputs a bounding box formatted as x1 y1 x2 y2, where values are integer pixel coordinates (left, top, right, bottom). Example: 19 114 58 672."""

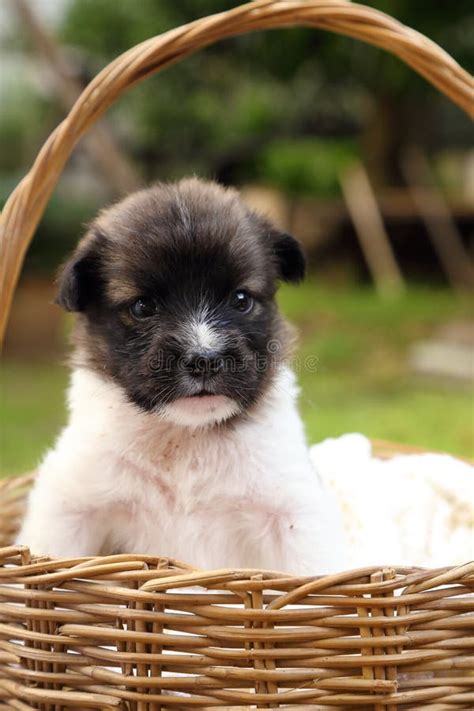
310 434 473 568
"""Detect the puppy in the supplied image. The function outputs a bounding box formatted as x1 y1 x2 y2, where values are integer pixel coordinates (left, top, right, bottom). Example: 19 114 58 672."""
17 178 347 574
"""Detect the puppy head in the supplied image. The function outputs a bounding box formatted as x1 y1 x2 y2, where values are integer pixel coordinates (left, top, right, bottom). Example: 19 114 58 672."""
57 178 305 427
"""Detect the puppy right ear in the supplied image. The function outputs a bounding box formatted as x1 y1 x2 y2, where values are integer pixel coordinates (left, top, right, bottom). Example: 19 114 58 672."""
55 236 101 312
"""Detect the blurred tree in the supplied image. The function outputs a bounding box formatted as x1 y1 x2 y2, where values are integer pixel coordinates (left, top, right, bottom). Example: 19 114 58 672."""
1 0 472 258
59 0 473 188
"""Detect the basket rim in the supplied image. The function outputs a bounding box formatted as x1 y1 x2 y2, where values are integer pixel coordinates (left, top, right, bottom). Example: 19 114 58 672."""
1 541 473 590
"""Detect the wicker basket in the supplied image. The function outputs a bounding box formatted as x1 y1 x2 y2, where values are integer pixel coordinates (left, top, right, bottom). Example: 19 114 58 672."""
0 1 473 708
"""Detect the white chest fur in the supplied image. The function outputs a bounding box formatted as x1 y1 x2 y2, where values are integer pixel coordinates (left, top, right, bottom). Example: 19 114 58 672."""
17 367 348 574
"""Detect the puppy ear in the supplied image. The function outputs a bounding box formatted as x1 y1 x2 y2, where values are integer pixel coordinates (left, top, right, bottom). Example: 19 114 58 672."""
272 232 306 283
55 235 102 312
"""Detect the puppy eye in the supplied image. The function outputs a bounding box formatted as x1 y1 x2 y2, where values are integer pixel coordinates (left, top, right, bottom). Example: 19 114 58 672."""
130 297 157 319
230 290 254 314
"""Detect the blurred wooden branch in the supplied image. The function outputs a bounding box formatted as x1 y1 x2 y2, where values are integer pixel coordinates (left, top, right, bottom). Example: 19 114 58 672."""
401 146 473 292
14 0 141 196
340 161 405 298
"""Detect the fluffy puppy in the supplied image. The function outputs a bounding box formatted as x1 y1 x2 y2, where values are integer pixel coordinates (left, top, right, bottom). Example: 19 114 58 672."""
17 178 347 574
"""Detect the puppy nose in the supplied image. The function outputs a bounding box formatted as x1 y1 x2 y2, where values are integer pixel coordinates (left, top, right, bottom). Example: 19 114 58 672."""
183 351 224 377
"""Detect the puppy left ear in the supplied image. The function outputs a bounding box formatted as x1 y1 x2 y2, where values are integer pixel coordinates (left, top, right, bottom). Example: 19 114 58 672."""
272 232 306 283
55 233 102 312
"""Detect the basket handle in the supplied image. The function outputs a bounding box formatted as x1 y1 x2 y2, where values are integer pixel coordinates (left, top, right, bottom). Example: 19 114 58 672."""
0 0 472 343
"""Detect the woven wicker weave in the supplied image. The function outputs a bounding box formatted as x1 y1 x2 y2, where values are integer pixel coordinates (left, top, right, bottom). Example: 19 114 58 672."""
0 508 473 710
0 1 473 708
0 475 473 711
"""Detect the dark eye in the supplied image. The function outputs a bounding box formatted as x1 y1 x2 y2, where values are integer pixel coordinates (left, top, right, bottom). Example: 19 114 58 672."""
230 290 254 314
130 297 157 319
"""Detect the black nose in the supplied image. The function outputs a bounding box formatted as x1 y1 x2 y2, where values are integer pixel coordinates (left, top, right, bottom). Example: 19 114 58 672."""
182 351 224 378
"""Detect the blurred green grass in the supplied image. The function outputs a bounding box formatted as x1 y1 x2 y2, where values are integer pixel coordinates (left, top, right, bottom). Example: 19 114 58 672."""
1 283 472 477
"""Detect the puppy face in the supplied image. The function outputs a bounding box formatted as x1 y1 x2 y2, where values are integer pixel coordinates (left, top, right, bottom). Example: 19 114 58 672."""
57 178 305 426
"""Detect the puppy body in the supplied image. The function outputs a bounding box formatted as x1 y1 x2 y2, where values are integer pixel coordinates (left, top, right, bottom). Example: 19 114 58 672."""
19 365 347 572
17 178 347 574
